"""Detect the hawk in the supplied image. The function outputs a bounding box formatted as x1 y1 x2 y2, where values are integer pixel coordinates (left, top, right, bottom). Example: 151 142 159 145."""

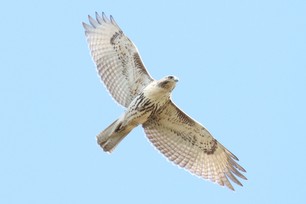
83 12 247 190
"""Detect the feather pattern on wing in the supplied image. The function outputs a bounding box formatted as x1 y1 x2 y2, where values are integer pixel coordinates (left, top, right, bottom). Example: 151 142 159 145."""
83 12 153 107
143 101 247 190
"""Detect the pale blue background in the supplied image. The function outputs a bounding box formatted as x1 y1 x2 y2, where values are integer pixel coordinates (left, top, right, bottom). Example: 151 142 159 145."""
1 0 306 203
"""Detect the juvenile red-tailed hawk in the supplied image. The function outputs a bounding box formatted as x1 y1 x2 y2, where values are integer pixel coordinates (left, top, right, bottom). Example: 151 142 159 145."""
83 12 247 190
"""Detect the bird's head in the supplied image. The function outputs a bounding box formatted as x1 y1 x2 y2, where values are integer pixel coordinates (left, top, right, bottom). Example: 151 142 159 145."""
143 76 179 99
157 75 179 92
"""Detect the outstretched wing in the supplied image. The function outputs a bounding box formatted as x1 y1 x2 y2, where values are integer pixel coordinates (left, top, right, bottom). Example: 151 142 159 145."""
143 101 247 190
83 12 154 107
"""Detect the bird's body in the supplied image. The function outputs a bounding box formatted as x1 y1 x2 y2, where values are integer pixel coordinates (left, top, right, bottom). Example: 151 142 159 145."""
83 12 247 190
97 76 177 152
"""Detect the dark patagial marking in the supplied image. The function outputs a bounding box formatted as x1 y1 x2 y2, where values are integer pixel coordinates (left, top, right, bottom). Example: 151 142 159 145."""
133 53 150 76
175 107 195 126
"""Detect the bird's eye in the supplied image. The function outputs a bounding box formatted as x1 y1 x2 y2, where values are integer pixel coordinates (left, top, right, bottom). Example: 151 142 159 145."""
168 76 174 79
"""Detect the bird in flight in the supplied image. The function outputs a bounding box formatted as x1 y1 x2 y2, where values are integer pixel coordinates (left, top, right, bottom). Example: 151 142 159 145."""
82 12 247 190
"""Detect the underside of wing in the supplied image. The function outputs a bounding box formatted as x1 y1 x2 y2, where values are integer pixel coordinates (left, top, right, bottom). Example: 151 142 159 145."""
142 101 247 190
83 12 153 107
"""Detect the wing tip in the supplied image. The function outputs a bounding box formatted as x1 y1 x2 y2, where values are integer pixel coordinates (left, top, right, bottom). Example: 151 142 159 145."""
95 12 103 24
82 21 93 34
83 12 122 33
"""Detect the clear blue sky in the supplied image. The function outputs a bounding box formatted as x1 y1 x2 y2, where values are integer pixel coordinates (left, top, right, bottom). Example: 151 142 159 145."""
1 0 306 203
